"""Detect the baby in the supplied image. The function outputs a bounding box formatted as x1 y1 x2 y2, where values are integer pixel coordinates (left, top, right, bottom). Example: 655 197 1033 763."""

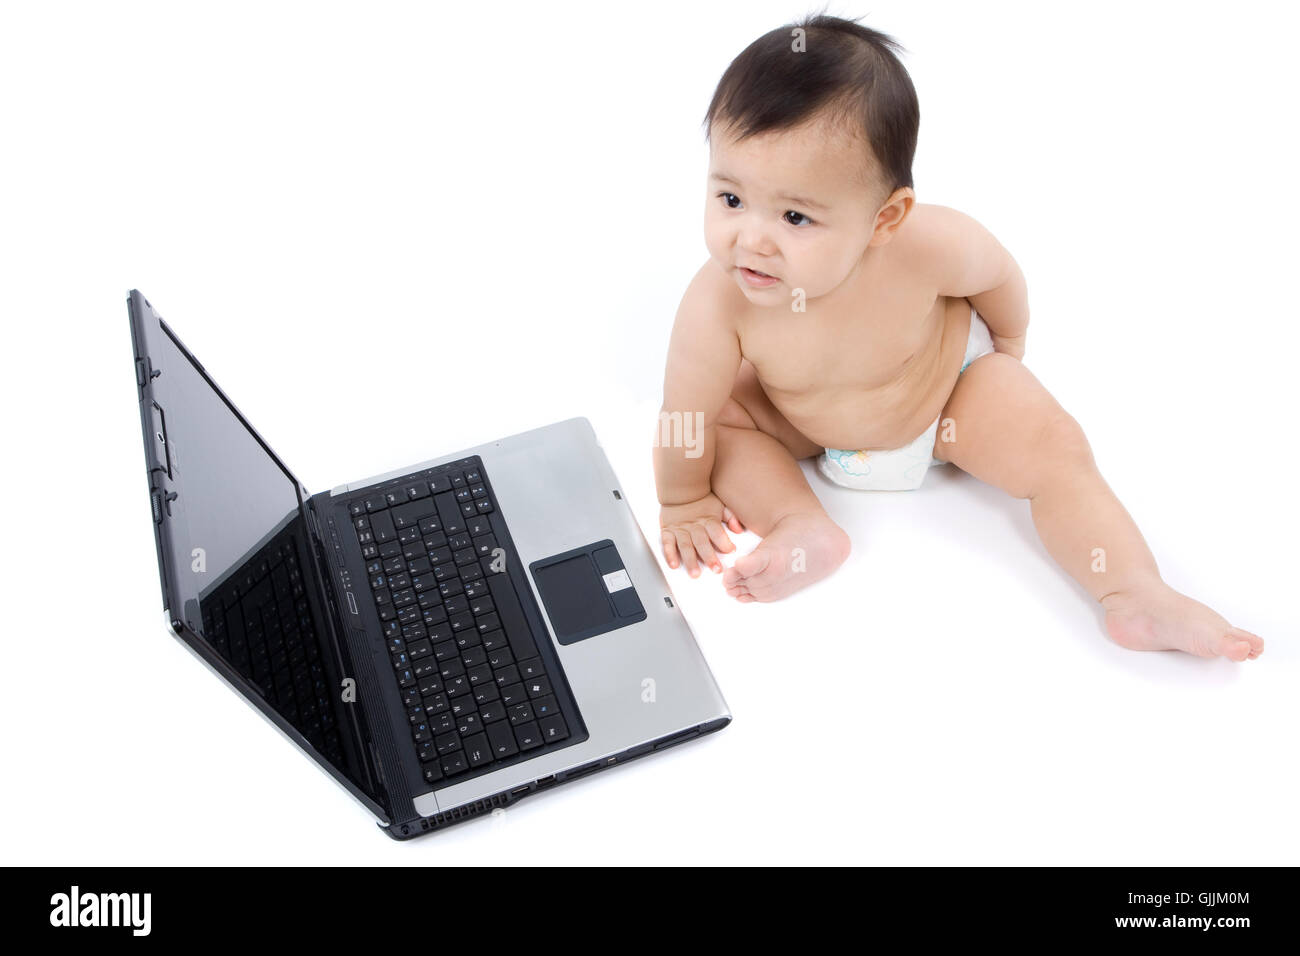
653 14 1264 662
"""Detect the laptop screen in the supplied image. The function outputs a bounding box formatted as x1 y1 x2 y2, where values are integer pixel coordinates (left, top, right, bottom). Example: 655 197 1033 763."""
141 315 370 796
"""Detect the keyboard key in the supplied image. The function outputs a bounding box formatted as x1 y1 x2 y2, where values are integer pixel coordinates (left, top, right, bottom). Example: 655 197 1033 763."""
392 498 437 529
456 712 481 736
515 722 543 750
434 491 465 534
403 481 431 500
486 572 537 661
524 675 552 699
463 733 492 767
487 719 519 758
440 751 468 776
538 714 569 743
417 675 443 697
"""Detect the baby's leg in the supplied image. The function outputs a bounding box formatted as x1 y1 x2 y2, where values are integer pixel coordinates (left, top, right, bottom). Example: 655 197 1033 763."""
711 360 850 602
934 353 1263 661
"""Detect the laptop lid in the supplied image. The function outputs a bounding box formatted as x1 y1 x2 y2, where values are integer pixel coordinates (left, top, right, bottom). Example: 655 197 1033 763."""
126 290 388 821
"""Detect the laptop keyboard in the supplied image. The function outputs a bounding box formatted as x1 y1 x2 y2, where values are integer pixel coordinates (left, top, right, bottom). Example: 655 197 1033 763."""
346 459 572 787
200 531 345 767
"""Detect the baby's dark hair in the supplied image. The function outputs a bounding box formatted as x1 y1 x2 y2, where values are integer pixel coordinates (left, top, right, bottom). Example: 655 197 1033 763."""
703 11 920 200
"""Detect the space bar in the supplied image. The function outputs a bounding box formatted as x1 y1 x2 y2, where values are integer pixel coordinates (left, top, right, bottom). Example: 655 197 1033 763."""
487 570 539 662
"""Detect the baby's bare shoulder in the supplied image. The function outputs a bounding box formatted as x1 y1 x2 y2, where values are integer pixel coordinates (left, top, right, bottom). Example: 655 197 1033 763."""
892 203 1008 297
675 259 744 338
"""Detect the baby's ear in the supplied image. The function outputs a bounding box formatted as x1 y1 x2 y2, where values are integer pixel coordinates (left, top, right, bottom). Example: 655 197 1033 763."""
868 187 916 246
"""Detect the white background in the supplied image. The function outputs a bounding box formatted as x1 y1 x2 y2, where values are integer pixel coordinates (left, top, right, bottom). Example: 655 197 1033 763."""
2 0 1296 864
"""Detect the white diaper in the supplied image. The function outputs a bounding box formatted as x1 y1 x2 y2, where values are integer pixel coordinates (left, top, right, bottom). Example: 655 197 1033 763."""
818 306 995 491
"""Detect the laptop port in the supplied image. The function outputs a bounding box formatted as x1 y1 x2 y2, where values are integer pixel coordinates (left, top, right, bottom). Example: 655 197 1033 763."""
536 775 557 788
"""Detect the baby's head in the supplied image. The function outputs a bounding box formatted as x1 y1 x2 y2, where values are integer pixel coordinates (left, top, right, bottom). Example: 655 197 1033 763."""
702 13 920 304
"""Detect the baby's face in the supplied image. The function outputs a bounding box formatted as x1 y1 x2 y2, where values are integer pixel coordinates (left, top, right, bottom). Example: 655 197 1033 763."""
705 117 886 305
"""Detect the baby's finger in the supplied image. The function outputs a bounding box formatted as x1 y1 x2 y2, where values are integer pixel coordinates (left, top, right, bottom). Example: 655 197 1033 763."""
705 518 735 554
661 529 680 569
688 524 721 574
721 506 745 533
673 529 701 577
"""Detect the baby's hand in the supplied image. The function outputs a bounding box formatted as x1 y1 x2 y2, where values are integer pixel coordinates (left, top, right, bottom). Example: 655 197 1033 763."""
659 492 736 577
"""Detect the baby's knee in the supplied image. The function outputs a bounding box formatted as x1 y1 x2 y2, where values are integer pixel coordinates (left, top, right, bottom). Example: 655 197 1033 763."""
1031 412 1096 489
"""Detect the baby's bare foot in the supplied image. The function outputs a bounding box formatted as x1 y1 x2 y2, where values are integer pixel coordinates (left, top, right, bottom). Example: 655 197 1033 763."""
1102 582 1264 661
722 510 849 603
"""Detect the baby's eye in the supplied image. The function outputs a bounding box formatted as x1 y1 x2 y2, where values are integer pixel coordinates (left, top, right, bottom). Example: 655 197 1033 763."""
784 210 814 227
718 191 741 209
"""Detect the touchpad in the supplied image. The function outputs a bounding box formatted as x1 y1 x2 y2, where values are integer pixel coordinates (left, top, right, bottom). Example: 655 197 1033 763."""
530 539 645 645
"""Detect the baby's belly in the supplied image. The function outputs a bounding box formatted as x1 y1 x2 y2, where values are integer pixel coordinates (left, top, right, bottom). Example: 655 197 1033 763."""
764 301 971 451
771 386 946 451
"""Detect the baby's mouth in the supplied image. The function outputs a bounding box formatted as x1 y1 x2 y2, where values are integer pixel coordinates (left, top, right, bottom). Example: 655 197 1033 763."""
740 266 778 280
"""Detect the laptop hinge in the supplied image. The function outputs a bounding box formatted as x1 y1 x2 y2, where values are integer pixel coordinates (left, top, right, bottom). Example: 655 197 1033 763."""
302 496 392 817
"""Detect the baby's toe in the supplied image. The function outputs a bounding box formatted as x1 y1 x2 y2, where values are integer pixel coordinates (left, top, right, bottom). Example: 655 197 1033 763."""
722 566 747 590
734 547 772 579
1230 627 1264 659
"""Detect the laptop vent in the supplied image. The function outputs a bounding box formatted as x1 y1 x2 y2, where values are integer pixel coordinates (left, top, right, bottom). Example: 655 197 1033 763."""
410 792 514 834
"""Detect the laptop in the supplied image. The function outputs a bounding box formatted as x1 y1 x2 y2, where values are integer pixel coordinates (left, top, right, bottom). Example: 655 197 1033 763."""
126 290 731 839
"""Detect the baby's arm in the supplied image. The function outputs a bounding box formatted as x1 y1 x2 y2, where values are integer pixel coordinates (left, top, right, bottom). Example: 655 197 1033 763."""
904 204 1030 359
654 263 743 576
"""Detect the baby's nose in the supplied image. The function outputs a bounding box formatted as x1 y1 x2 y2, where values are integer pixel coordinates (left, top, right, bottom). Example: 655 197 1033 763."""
737 223 777 256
